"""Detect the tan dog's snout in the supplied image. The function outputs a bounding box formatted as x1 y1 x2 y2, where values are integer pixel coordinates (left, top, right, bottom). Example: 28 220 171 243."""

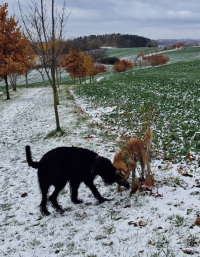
116 170 129 180
115 171 130 189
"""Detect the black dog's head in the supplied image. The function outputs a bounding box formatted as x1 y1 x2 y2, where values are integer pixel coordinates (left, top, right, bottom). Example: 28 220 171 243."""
93 156 130 189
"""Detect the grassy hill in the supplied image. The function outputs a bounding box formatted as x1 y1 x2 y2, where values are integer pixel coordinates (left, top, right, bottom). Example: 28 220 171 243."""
73 46 200 165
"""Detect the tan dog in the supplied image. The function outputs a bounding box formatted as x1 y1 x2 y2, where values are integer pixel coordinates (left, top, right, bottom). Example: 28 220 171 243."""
113 129 153 192
113 150 136 192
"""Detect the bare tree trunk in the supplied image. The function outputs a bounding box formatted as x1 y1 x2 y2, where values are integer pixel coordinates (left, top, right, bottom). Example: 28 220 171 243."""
9 74 17 91
51 68 60 131
5 75 10 100
51 0 60 131
18 0 70 131
56 68 60 88
25 73 28 88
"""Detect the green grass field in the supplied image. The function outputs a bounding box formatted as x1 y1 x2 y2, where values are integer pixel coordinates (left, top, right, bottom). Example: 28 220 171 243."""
74 46 200 164
1 46 199 164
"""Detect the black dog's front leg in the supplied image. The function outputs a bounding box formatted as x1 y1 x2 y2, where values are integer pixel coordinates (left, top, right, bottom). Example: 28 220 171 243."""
70 180 83 204
84 180 110 203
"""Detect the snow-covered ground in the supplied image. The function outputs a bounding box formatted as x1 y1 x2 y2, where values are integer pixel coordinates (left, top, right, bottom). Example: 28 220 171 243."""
0 86 200 257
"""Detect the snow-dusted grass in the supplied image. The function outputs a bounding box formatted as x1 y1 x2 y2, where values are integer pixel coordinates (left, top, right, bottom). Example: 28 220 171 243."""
107 46 200 64
73 57 200 164
1 85 200 257
0 46 200 256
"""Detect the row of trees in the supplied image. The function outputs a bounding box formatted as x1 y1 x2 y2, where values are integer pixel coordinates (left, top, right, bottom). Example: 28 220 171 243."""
60 50 106 83
62 34 157 52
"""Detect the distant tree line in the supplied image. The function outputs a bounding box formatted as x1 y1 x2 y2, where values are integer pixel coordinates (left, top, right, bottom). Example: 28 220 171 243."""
62 33 157 53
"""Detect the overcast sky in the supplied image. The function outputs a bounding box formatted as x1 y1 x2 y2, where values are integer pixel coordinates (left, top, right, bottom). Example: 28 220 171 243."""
6 0 200 40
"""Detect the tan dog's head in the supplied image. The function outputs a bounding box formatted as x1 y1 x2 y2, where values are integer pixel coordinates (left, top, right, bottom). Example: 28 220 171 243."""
113 150 131 180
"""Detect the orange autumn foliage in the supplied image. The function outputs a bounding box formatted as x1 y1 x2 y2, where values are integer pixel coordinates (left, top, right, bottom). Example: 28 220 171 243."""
0 3 36 99
94 64 107 74
60 50 107 83
113 59 134 73
143 54 169 66
60 50 82 79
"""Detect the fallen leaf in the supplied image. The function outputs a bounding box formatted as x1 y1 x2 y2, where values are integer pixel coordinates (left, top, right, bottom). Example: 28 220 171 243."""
182 249 194 255
138 220 148 227
195 218 200 226
128 221 138 226
182 172 193 177
124 205 131 208
21 193 28 197
155 194 163 198
187 153 196 161
84 134 94 139
143 179 155 187
130 184 139 195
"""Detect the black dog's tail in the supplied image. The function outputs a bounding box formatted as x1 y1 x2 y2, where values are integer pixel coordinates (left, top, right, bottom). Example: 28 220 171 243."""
25 145 39 169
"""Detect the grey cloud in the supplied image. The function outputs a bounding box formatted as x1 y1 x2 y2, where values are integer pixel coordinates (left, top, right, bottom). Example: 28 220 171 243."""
6 0 200 39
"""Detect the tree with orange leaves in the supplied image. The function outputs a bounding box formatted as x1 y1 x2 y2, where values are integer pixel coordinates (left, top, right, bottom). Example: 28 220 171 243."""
89 64 107 82
60 49 81 82
60 50 107 83
82 53 94 83
60 50 86 84
0 3 36 99
113 59 134 73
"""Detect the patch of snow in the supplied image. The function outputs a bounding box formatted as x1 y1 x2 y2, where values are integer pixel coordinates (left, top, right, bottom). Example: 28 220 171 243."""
0 87 200 257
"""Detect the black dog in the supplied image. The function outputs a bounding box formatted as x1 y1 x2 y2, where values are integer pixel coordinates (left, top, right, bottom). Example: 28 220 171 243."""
25 145 130 215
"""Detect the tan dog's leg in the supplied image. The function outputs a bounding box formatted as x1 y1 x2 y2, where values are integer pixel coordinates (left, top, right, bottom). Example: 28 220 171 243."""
139 151 146 180
129 158 136 186
117 184 121 192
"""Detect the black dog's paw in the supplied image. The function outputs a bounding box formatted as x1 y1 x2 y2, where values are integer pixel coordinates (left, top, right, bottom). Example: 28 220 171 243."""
104 197 113 201
57 208 65 214
40 207 51 216
98 197 112 204
72 199 83 204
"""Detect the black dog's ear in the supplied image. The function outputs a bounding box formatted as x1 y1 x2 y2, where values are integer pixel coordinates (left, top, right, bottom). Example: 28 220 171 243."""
92 156 108 173
92 156 116 184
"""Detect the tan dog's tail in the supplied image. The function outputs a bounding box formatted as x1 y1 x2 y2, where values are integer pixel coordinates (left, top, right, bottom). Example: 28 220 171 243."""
143 129 153 148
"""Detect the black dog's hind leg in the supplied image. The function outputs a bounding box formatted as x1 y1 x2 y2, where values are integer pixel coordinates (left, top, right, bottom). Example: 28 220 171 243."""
70 180 83 204
49 185 65 214
84 180 110 203
39 183 51 216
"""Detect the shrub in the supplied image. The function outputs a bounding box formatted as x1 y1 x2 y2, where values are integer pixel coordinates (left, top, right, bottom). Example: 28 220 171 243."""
98 57 120 65
94 64 107 74
113 59 134 73
143 54 169 67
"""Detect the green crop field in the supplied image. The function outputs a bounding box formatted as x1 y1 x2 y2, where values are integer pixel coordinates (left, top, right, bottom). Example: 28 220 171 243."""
73 46 200 164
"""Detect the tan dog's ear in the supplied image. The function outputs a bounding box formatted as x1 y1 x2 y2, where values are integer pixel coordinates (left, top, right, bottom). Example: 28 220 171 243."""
115 170 126 178
119 170 126 177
